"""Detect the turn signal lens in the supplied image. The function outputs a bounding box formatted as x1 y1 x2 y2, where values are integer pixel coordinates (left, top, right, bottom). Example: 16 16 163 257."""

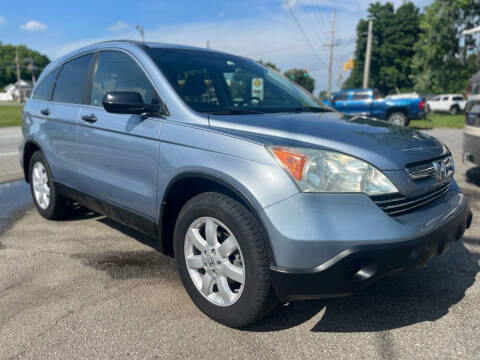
272 147 306 180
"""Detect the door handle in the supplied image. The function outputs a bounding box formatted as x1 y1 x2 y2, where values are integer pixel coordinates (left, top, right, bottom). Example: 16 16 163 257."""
40 108 50 116
81 114 97 123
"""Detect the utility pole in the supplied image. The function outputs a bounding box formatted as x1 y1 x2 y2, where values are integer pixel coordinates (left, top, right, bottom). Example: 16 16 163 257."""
25 57 37 85
326 9 337 96
362 20 373 89
15 48 21 82
135 25 145 42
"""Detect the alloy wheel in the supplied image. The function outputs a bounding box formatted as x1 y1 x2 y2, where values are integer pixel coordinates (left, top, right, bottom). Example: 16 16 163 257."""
184 216 245 307
32 162 50 210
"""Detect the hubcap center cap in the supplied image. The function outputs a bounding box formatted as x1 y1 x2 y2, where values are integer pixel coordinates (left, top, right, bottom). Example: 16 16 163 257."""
207 256 215 269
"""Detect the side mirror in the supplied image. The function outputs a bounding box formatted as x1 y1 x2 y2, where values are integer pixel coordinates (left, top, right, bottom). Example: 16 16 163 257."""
102 91 161 115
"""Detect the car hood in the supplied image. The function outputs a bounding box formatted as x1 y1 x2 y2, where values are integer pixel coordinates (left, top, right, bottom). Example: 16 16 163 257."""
208 112 447 170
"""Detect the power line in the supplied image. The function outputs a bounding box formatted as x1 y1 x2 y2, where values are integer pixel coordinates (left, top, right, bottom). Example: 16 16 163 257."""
283 0 326 66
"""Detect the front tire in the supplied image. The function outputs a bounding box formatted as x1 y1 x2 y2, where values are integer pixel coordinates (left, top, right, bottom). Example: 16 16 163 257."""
450 106 459 115
387 112 408 127
29 151 72 220
173 192 277 327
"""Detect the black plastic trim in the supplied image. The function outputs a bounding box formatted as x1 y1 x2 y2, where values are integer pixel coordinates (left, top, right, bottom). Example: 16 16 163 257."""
55 182 163 251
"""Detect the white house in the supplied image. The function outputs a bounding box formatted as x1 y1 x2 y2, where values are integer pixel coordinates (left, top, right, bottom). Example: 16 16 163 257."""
0 80 33 102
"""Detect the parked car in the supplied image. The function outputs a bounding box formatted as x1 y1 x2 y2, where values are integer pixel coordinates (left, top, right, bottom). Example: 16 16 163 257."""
426 94 466 115
21 41 472 327
464 74 480 166
323 88 425 127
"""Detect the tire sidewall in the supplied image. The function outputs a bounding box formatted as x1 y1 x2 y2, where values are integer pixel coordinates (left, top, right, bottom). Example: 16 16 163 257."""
29 151 58 219
388 112 407 127
450 106 459 115
173 195 262 327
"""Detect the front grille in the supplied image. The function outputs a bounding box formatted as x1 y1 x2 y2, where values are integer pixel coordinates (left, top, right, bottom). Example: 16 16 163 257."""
406 155 453 181
371 182 450 216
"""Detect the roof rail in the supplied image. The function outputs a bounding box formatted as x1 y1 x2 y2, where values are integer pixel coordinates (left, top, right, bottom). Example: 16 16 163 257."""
92 39 150 51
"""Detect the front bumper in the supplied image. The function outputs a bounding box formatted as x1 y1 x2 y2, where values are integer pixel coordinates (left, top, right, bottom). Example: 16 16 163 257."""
260 183 471 302
270 205 471 301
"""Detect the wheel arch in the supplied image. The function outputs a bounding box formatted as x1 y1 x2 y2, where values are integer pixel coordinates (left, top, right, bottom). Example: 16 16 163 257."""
22 140 43 183
159 171 275 264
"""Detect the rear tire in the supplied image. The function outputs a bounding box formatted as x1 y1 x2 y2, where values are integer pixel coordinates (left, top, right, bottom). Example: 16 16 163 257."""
173 192 277 327
29 151 72 220
387 112 408 127
450 106 459 115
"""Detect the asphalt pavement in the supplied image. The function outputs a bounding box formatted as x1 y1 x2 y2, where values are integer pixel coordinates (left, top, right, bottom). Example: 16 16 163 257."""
0 126 23 184
0 127 479 359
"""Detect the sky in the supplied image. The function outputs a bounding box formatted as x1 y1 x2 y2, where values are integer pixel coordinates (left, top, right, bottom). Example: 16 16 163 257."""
0 0 432 94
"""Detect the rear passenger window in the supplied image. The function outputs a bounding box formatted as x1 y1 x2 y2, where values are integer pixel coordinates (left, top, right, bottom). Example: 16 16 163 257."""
33 68 59 101
352 92 370 100
91 51 159 107
53 54 93 104
334 93 349 101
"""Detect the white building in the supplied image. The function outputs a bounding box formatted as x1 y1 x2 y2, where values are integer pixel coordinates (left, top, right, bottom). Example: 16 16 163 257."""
0 80 33 102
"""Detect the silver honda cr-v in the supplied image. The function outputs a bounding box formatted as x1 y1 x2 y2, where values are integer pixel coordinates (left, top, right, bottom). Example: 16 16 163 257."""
20 40 472 327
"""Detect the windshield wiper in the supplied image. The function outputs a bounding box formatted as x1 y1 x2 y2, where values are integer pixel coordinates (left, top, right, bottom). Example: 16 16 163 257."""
210 109 265 115
292 106 331 113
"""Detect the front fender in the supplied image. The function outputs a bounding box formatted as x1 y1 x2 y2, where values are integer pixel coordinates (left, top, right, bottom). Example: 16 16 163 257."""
157 121 299 220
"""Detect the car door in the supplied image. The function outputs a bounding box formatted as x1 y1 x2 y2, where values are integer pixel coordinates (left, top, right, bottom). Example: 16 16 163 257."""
347 91 372 115
74 50 162 220
429 96 440 111
440 96 450 111
332 92 351 113
40 54 94 185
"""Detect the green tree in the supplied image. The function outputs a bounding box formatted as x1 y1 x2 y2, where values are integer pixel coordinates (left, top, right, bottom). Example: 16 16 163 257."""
318 90 328 100
0 43 50 88
344 2 421 95
284 68 315 93
412 0 480 94
257 60 280 72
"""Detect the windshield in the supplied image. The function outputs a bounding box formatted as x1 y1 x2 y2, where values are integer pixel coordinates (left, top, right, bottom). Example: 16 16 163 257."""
147 48 328 114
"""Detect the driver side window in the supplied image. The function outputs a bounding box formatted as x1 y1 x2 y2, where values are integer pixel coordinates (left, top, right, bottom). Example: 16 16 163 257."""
91 51 159 107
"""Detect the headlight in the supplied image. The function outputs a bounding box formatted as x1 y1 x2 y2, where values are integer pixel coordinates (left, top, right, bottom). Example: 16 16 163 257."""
268 146 398 195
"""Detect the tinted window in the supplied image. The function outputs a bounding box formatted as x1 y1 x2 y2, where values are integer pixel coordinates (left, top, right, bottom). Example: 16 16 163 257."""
147 48 326 114
33 68 59 101
452 96 463 101
433 97 440 101
53 54 93 104
352 92 370 100
442 96 449 101
334 93 349 101
91 51 159 107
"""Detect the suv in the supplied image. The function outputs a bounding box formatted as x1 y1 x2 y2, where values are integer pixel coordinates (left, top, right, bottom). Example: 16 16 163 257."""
21 41 472 327
426 94 466 115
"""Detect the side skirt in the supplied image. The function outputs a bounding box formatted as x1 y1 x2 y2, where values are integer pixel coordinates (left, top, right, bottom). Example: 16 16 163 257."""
55 182 164 252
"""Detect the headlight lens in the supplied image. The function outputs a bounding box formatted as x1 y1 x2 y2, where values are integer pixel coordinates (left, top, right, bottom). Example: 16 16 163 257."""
269 146 398 195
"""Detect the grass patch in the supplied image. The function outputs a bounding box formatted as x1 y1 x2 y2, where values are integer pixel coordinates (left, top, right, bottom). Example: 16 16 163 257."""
0 104 23 127
409 113 465 129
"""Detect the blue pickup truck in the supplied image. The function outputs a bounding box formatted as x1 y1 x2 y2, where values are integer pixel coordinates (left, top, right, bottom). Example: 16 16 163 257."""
323 88 425 126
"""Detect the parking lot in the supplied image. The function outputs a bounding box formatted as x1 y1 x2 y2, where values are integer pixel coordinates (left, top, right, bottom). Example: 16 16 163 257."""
1 127 479 359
